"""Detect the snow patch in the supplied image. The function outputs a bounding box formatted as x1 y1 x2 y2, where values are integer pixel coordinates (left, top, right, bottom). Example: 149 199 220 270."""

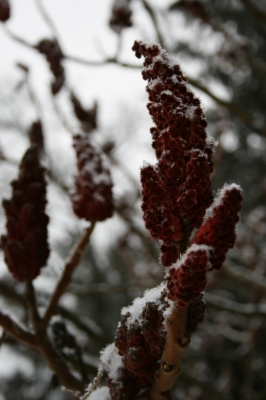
87 387 110 400
204 183 242 221
121 282 166 326
100 343 123 380
168 244 212 274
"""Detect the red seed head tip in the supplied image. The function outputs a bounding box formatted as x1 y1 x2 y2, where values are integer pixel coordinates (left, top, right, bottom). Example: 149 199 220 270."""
166 244 210 306
193 184 243 271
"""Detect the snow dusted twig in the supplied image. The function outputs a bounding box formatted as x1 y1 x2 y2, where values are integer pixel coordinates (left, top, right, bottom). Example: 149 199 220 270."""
80 363 105 400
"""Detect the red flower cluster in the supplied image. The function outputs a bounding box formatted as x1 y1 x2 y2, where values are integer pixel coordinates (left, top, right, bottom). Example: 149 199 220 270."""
71 134 114 222
166 185 242 306
133 40 214 266
109 292 169 400
70 92 98 133
167 245 209 307
1 147 49 281
193 184 243 270
109 0 132 33
36 39 65 95
0 0 10 22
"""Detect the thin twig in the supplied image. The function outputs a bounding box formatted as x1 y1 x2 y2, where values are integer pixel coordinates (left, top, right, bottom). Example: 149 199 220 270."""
181 366 228 400
0 329 7 350
5 24 266 137
223 264 266 292
204 292 266 316
70 279 158 295
26 281 43 332
0 311 38 348
57 306 105 346
44 222 96 326
80 363 105 400
34 0 62 44
239 0 266 23
38 331 85 392
187 76 266 137
141 0 165 47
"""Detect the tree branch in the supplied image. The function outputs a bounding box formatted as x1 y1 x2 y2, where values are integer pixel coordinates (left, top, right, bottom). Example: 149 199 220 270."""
239 0 266 23
143 305 189 400
0 311 38 348
34 0 62 44
38 330 85 392
141 0 166 48
26 280 43 332
223 264 266 292
204 292 266 316
44 222 96 326
187 76 266 137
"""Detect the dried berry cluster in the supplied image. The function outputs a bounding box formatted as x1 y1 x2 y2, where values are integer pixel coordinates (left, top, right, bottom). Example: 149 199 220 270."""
193 184 243 270
1 147 49 281
0 0 10 22
70 92 98 133
133 40 214 267
109 293 169 400
166 185 243 307
36 39 65 95
71 134 114 222
109 0 132 33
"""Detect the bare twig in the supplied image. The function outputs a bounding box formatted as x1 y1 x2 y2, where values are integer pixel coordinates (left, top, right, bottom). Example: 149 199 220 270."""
0 311 38 348
70 279 158 295
141 0 165 48
204 292 266 316
34 0 62 44
181 366 228 400
80 363 105 400
0 329 7 350
38 331 85 392
26 281 43 332
239 0 266 23
187 76 266 137
223 264 266 292
44 222 96 326
57 306 105 346
5 24 266 137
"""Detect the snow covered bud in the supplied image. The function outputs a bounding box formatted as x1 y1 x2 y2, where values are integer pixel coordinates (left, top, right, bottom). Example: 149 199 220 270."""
167 245 209 308
70 92 98 133
35 39 65 95
0 0 10 22
1 147 49 281
133 41 214 266
71 134 114 222
193 184 243 270
109 0 132 33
